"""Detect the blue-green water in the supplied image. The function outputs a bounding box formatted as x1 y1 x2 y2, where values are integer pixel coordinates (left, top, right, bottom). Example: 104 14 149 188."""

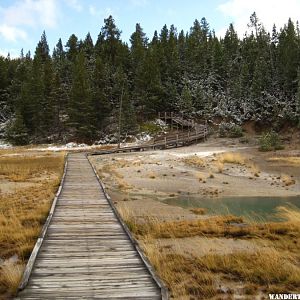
162 195 300 221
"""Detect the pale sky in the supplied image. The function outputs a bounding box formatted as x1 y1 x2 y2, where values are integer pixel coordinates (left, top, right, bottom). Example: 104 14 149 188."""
0 0 300 58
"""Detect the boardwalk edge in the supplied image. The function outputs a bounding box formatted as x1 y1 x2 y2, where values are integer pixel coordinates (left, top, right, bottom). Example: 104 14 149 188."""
17 153 69 291
87 154 169 300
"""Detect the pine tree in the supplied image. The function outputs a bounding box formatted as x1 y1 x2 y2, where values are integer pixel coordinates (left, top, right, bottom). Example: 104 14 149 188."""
278 18 300 96
98 15 122 66
82 32 94 61
130 23 147 69
92 57 111 128
32 32 57 137
0 57 10 124
114 68 137 134
179 85 193 113
6 112 29 145
65 34 79 62
69 51 96 140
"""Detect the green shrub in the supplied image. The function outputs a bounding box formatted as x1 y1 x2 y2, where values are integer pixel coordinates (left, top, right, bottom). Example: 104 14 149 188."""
140 122 162 134
259 131 284 152
219 122 244 138
229 125 244 138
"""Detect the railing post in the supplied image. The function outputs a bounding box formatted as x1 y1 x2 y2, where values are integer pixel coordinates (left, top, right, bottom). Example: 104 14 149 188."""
164 112 167 125
176 134 179 146
164 136 167 148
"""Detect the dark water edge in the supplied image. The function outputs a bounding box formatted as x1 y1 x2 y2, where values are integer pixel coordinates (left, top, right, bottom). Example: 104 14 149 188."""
162 195 300 222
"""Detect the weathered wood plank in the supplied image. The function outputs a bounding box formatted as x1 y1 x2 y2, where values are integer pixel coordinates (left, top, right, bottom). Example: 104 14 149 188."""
17 153 167 299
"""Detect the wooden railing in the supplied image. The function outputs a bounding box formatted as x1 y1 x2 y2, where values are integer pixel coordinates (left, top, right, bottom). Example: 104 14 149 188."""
90 115 208 156
152 126 208 147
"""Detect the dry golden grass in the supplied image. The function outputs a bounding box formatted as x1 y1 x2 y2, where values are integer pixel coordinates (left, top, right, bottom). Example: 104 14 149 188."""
281 174 296 186
215 161 224 173
215 153 264 179
197 247 300 288
0 151 65 297
117 205 300 298
0 154 64 182
217 152 246 165
140 241 217 299
268 157 300 165
182 156 205 168
98 163 134 191
0 262 25 294
190 208 206 215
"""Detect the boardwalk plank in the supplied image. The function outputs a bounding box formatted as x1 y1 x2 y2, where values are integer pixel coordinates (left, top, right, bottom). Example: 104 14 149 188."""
17 153 165 299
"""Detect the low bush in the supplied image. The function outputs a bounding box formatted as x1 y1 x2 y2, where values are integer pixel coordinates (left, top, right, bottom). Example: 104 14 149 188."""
140 122 162 135
259 131 284 152
219 122 244 138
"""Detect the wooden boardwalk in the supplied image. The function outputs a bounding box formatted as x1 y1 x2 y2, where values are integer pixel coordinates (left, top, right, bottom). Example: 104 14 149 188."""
17 153 166 299
91 126 208 156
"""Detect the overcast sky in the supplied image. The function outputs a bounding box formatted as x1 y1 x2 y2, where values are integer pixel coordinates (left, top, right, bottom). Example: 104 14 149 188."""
1 0 300 58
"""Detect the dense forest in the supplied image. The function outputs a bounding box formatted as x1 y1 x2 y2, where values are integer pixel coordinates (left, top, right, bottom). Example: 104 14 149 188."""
0 13 300 145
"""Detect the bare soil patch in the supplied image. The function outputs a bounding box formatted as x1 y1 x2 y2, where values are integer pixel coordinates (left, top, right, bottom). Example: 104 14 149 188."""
90 136 300 299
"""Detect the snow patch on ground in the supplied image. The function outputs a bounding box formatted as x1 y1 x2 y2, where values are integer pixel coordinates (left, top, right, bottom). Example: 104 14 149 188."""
153 118 168 130
31 142 116 152
170 150 226 158
136 133 152 143
0 140 12 149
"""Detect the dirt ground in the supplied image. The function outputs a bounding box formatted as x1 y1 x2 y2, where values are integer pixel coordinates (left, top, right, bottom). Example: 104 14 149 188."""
90 135 300 299
90 137 300 220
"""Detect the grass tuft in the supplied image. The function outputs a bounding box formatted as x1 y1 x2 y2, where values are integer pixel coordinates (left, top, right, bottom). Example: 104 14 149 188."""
0 262 25 293
281 174 296 186
190 208 206 215
217 152 246 165
182 156 205 168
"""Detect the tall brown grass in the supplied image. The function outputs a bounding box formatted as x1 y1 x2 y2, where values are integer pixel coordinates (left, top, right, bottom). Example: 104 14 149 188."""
268 157 300 165
117 205 300 298
215 160 224 173
197 247 300 287
217 152 246 165
0 152 65 297
182 156 205 168
0 154 64 182
0 262 25 293
140 241 217 298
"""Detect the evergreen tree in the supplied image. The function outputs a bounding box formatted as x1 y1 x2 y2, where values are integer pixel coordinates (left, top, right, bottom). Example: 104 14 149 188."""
92 57 111 128
65 34 79 62
179 85 193 113
69 51 96 140
97 15 122 66
6 112 29 145
278 18 300 96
